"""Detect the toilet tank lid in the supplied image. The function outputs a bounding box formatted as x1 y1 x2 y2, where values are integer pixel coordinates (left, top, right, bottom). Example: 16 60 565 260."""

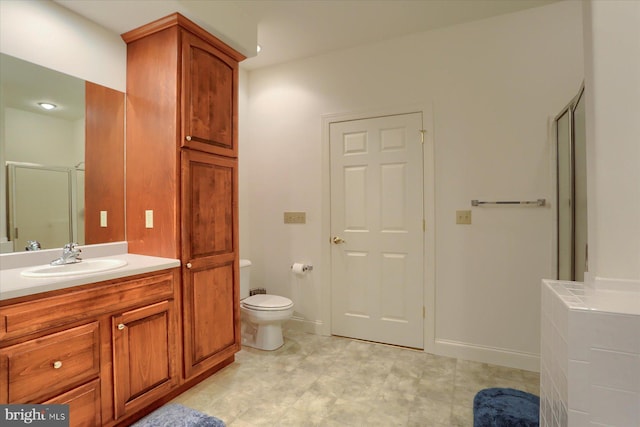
240 259 252 268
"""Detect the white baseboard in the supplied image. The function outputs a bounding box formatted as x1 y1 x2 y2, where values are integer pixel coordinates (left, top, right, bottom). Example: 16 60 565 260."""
284 318 540 372
434 339 540 372
286 315 328 336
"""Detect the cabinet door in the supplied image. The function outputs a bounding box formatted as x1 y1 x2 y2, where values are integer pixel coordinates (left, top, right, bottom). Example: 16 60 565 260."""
112 300 178 420
181 149 239 379
181 31 238 157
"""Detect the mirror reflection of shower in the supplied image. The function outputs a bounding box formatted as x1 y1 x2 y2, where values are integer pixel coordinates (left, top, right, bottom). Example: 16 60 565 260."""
555 84 587 281
6 161 85 251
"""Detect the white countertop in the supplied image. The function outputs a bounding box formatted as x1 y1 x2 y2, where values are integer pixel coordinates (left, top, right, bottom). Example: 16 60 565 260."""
544 279 640 316
0 243 180 301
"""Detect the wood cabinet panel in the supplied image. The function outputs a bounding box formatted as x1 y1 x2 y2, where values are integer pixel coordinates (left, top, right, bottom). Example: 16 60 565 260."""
181 150 239 379
85 82 125 245
181 150 236 259
112 300 178 420
0 322 99 403
44 379 101 427
0 272 174 342
183 262 237 377
124 25 181 259
182 32 237 157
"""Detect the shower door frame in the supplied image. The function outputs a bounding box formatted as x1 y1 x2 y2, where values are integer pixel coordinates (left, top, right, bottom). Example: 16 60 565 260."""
554 83 586 281
6 161 78 251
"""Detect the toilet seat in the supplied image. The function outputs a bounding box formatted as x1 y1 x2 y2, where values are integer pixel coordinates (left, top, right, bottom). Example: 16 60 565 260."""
242 294 293 311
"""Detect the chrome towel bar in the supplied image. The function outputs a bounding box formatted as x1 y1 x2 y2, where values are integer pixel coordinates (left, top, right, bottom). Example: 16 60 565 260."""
471 199 546 207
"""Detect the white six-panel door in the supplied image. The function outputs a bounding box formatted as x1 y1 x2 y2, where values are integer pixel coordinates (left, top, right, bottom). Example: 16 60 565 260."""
330 112 424 349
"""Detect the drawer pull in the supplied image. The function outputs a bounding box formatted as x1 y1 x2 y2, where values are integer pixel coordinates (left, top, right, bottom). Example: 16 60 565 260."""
186 135 192 141
186 263 192 269
53 361 63 369
117 323 125 331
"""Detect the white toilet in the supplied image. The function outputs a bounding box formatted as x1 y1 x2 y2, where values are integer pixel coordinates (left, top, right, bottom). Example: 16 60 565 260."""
239 259 294 350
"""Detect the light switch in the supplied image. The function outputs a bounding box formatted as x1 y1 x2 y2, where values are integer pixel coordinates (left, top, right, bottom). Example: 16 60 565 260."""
456 210 472 225
145 210 154 228
100 211 108 228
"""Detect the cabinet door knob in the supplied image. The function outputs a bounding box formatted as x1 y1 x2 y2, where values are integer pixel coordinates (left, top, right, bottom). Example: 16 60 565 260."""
117 323 125 330
53 361 63 369
186 135 192 141
186 262 192 269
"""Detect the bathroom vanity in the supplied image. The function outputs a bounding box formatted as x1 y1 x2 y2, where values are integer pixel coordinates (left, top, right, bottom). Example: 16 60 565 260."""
1 12 244 427
0 247 183 426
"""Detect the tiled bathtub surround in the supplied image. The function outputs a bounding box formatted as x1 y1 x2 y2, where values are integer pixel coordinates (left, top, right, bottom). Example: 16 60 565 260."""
540 279 640 427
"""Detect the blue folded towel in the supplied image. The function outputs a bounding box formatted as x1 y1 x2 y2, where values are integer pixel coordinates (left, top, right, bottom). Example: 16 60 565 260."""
131 403 225 427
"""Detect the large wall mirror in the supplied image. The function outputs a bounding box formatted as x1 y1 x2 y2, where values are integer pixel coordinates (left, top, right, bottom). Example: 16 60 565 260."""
555 84 587 281
1 53 125 253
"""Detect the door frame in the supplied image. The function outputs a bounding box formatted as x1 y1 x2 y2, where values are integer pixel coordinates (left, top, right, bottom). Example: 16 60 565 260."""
320 104 436 354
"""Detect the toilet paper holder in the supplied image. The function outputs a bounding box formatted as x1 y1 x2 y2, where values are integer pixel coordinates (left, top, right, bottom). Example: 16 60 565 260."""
290 263 313 272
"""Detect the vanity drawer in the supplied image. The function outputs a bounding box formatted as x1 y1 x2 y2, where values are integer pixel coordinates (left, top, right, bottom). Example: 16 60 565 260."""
0 322 100 403
44 379 101 427
0 270 176 341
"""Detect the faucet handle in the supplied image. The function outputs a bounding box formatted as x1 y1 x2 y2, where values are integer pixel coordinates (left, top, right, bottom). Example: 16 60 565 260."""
63 242 81 253
26 240 42 251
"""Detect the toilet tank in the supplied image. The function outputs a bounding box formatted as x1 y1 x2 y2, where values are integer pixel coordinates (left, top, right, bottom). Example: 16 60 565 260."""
239 259 252 299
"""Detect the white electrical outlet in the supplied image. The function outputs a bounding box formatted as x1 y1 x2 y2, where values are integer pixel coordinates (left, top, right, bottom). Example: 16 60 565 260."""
145 210 154 228
100 211 108 227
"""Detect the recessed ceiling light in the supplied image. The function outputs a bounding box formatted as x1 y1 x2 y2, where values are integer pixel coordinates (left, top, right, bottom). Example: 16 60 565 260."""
257 44 262 53
38 102 57 110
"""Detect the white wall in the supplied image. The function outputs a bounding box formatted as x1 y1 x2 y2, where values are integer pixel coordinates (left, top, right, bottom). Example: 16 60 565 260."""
238 67 251 259
0 0 126 91
243 0 584 370
583 0 640 284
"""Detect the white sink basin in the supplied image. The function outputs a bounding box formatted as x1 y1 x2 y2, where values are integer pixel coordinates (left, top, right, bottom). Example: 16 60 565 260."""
21 259 128 278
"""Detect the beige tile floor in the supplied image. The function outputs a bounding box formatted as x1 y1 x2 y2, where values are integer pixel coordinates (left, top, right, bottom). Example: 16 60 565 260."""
172 329 539 426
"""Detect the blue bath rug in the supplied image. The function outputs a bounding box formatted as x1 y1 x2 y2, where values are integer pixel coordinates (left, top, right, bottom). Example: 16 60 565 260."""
131 403 226 427
473 387 539 427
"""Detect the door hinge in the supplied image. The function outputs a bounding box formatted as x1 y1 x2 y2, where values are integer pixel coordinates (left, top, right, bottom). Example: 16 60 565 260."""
423 219 426 232
419 129 427 144
423 306 426 318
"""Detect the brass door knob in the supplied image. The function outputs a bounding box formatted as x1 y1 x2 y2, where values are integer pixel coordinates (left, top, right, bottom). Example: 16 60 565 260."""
117 323 125 330
332 236 346 244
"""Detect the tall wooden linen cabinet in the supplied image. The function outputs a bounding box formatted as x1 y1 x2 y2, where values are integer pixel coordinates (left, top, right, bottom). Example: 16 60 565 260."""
122 14 245 381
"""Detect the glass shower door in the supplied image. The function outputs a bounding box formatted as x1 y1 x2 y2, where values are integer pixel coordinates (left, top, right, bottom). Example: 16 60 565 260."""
8 163 73 251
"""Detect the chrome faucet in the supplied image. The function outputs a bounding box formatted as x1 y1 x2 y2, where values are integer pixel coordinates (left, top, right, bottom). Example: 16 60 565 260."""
50 242 82 265
26 240 42 251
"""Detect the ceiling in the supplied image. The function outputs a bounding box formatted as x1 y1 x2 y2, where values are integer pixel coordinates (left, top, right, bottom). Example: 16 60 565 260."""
57 0 561 70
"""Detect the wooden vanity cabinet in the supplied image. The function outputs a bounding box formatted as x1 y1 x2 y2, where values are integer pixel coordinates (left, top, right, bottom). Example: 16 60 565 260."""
0 269 179 427
123 13 244 382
